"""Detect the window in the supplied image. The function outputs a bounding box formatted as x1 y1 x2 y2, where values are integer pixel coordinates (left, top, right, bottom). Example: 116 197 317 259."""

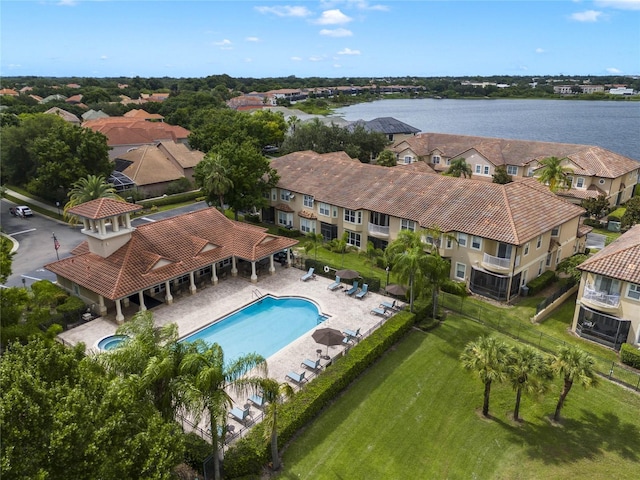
483 165 490 175
446 236 453 249
280 190 291 201
627 283 640 300
455 262 466 280
551 226 560 237
576 177 585 188
271 188 277 201
303 195 314 208
153 283 166 294
538 261 543 276
319 202 330 216
403 155 411 164
457 233 467 247
471 236 482 250
546 253 552 267
536 235 542 249
346 230 361 248
524 242 530 256
566 176 573 187
527 167 535 177
432 155 440 164
401 219 416 231
300 218 316 233
263 191 270 200
521 270 528 286
475 165 482 174
446 159 451 166
344 209 362 224
198 266 212 276
598 178 606 185
507 165 518 175
278 211 292 226
595 276 620 295
556 248 562 264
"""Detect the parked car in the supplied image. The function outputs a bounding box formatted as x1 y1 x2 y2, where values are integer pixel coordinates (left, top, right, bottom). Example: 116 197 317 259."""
9 206 33 217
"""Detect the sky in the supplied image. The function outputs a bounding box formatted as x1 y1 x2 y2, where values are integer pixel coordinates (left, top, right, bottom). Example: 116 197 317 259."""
1 0 639 79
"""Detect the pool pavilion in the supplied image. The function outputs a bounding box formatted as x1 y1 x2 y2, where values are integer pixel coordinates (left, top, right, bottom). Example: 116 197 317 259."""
45 198 298 323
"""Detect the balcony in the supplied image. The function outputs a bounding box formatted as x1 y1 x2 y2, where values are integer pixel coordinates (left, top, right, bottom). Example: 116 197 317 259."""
581 284 620 313
368 222 389 237
481 253 511 273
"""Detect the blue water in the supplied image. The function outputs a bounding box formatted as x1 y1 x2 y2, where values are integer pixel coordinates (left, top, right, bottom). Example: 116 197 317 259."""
181 295 327 362
98 335 128 351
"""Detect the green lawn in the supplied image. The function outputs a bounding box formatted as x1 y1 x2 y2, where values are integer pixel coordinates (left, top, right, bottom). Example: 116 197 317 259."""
277 315 640 479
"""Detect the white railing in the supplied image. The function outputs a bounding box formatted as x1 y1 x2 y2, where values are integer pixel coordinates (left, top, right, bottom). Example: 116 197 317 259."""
368 223 389 236
482 253 511 269
583 285 620 308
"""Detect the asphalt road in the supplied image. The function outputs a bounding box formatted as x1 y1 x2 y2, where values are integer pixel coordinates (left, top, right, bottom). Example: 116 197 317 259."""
1 198 209 288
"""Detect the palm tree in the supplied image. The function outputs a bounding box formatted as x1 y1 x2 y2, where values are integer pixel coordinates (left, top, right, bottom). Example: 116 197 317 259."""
259 378 294 470
331 232 355 267
535 156 574 192
460 336 509 418
424 253 451 320
359 240 383 275
64 174 123 224
302 232 324 260
180 343 267 480
505 345 551 421
445 157 472 178
194 153 234 211
550 346 598 422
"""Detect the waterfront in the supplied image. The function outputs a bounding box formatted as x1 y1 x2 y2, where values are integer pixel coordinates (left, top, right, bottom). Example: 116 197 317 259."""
332 99 640 161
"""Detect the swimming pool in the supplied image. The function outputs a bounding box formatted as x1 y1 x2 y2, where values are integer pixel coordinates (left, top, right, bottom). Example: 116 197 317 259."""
97 335 128 351
181 295 327 362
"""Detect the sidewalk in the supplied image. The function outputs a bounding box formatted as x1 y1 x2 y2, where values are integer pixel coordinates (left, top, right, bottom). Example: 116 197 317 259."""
4 188 60 215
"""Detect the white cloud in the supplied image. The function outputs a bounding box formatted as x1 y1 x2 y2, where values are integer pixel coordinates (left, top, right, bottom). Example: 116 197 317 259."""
309 55 325 61
315 9 352 25
337 47 361 55
7 64 22 69
245 36 260 42
57 0 77 6
255 6 311 17
595 0 640 10
320 28 353 37
291 56 302 61
214 39 233 50
570 10 603 21
321 0 389 11
100 55 108 60
606 67 622 73
535 48 545 54
334 64 342 68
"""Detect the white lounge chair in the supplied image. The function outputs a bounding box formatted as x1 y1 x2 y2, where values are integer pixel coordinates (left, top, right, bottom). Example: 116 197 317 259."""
327 276 341 290
300 267 316 281
301 358 321 371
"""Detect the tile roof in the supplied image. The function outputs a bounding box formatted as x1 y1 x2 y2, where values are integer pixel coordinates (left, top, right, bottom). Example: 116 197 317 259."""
157 141 204 169
349 117 420 135
123 109 165 120
44 107 80 124
393 133 639 176
45 207 299 300
117 145 185 186
83 118 190 146
271 151 585 245
68 198 142 219
577 224 640 283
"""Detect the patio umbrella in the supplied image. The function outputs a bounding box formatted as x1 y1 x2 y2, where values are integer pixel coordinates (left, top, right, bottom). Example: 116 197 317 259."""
385 284 407 296
312 327 345 359
335 269 360 280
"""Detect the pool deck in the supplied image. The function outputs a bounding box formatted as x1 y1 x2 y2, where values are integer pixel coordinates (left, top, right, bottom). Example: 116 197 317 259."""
59 266 399 435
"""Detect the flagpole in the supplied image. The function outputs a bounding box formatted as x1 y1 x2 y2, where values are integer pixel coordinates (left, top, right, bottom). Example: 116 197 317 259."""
52 232 60 261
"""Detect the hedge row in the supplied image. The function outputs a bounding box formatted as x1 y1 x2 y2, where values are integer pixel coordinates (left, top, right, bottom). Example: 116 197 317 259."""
303 258 382 293
223 308 417 478
620 343 640 369
526 270 556 295
136 190 202 209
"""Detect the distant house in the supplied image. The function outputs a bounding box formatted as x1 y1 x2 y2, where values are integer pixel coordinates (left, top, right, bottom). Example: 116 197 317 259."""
123 109 164 121
44 107 81 125
227 94 266 111
81 109 109 122
0 88 19 96
66 94 84 104
41 94 67 103
347 117 420 143
113 141 204 196
609 87 635 96
572 224 640 349
391 133 640 207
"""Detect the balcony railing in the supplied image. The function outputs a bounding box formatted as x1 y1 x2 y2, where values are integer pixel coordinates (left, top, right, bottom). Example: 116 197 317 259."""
583 285 620 308
482 253 511 269
368 223 389 236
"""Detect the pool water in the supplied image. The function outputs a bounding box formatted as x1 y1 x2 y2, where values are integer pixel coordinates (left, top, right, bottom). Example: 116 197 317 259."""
181 295 327 362
97 335 128 351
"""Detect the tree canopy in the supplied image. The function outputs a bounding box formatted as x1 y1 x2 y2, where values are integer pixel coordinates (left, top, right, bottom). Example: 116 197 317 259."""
535 156 573 192
445 157 472 178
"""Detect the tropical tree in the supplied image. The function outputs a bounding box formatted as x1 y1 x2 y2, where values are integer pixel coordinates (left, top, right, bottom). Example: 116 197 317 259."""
581 194 609 219
330 231 356 267
359 240 383 274
302 232 324 260
445 157 472 178
385 229 430 312
535 156 574 192
424 253 451 319
194 153 233 211
0 236 14 284
460 336 509 417
550 346 598 422
621 195 640 230
556 253 589 284
64 174 123 224
259 378 294 470
180 343 267 480
492 165 513 184
505 345 551 421
376 149 397 167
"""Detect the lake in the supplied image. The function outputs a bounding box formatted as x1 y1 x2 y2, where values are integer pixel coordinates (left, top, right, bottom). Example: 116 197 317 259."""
332 99 640 161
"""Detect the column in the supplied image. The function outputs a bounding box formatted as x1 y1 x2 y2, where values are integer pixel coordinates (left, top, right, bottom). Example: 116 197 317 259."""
211 263 218 285
124 214 132 229
115 298 124 324
98 295 107 316
269 255 275 274
165 280 173 305
112 215 120 232
231 257 238 277
98 219 106 235
123 297 130 308
189 271 196 294
82 219 89 231
138 290 147 311
250 261 257 283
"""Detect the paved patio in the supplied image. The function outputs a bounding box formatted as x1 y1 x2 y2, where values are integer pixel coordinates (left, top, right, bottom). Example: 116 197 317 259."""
59 266 397 436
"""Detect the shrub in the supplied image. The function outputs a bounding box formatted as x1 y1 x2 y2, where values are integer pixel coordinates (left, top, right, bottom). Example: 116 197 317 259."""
56 295 86 314
583 218 602 228
183 433 210 475
526 270 556 295
165 177 192 195
277 227 303 238
137 190 202 209
244 213 261 224
620 343 640 370
608 207 626 222
31 280 67 308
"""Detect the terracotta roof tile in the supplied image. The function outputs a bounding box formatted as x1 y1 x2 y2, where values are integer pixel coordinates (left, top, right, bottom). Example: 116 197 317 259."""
118 145 185 186
68 198 142 219
275 203 294 213
577 224 640 283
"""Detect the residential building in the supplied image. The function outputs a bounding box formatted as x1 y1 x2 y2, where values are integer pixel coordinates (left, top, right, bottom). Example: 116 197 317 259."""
266 151 587 302
346 117 420 143
571 225 640 350
44 107 81 125
391 133 639 207
45 199 298 323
